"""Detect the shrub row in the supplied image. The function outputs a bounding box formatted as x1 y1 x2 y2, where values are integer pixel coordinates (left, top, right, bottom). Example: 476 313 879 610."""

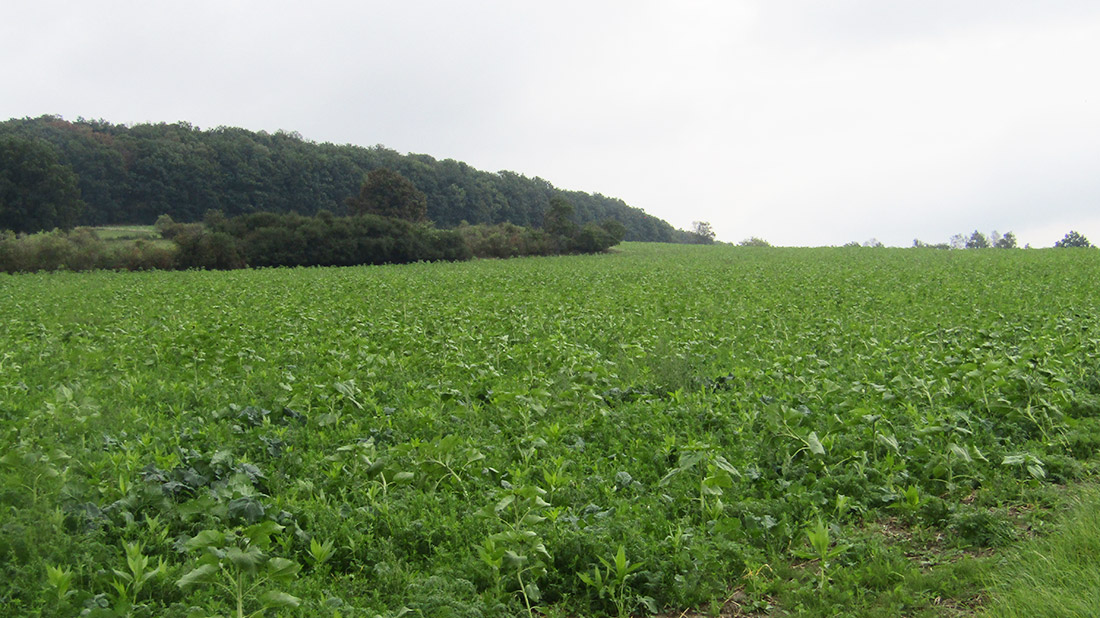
0 229 175 273
187 211 472 269
2 212 624 273
455 219 625 259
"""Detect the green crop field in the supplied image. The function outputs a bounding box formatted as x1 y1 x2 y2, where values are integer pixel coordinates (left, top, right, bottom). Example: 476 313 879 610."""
2 243 1099 617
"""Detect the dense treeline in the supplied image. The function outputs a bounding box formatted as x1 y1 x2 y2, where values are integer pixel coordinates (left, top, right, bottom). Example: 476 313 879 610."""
0 115 688 241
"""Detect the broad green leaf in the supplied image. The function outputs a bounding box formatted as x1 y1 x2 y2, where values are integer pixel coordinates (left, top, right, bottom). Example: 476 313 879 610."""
266 557 301 581
677 451 706 470
177 564 220 589
494 494 516 513
503 550 528 567
243 520 284 549
225 546 264 573
184 530 226 551
520 512 546 526
227 496 265 523
259 589 301 609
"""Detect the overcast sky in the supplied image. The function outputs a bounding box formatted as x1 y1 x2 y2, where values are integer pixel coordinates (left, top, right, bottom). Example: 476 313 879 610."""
3 1 1099 246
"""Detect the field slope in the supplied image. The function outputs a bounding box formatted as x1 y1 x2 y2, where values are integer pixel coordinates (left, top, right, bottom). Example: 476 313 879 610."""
1 244 1099 617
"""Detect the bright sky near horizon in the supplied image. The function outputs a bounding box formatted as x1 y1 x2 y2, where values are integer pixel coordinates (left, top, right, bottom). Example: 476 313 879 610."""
3 1 1099 246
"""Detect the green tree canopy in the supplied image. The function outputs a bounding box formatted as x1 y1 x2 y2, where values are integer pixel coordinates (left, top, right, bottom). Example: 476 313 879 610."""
738 237 771 247
965 230 990 249
689 221 716 244
345 168 429 223
1054 230 1092 248
0 136 85 233
543 196 578 239
994 231 1018 249
0 116 693 240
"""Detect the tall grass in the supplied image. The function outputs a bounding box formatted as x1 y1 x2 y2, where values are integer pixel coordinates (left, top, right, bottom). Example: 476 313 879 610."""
981 487 1100 617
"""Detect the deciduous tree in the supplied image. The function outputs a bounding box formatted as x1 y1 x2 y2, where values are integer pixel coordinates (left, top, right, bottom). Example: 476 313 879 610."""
965 230 990 249
1054 230 1092 248
689 221 716 244
0 136 85 233
994 231 1018 249
345 168 428 223
543 196 578 239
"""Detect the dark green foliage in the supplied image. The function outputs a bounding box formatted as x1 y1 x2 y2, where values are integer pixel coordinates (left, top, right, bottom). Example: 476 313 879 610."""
948 506 1015 547
994 231 1018 249
173 228 246 270
1054 230 1092 248
0 135 85 232
572 222 622 254
213 211 471 268
543 196 579 240
346 168 428 222
0 210 614 273
0 116 686 241
539 196 624 254
966 230 990 249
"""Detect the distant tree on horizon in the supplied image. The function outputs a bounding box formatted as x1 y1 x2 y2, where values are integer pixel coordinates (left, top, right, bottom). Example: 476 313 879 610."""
738 236 771 247
966 230 990 249
689 221 716 244
994 231 1018 249
1054 230 1093 248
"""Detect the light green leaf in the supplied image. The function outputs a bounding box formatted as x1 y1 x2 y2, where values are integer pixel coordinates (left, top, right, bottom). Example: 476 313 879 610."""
177 564 220 589
259 589 301 609
877 433 900 453
265 557 301 581
184 530 226 552
949 443 972 463
807 432 825 456
243 520 284 549
225 546 264 573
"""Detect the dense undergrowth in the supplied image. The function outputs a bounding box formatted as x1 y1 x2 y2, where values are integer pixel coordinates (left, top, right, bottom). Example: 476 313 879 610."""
2 244 1099 617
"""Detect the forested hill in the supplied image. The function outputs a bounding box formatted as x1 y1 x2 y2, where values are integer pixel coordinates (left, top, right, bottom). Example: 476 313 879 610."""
0 115 688 241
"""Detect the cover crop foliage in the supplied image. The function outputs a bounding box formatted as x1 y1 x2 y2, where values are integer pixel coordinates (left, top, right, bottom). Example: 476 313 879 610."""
2 244 1100 616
